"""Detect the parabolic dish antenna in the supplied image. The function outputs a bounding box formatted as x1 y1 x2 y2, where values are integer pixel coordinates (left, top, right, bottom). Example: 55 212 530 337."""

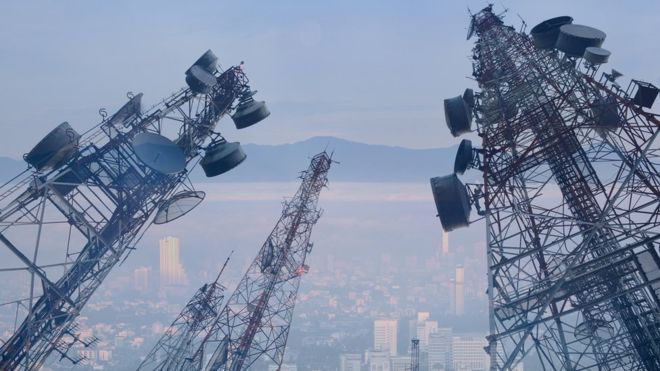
444 95 473 137
556 24 606 57
25 122 80 171
200 141 247 177
108 93 143 126
467 16 476 40
454 139 474 175
153 190 205 224
430 174 471 231
186 65 217 94
131 132 186 174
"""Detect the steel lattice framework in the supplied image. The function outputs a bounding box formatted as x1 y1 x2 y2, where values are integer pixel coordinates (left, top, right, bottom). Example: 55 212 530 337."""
0 51 268 370
189 152 331 371
433 6 660 370
137 255 232 371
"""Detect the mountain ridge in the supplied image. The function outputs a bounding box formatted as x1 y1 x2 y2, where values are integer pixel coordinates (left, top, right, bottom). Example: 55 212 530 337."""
0 136 456 183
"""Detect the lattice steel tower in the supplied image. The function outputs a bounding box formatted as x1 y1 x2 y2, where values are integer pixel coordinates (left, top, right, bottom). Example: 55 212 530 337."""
0 49 270 369
186 151 332 371
431 5 659 370
137 254 232 370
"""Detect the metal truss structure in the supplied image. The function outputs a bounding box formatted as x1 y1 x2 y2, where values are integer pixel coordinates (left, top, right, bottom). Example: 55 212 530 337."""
189 151 332 371
0 50 270 370
432 5 660 370
137 254 232 371
410 338 420 371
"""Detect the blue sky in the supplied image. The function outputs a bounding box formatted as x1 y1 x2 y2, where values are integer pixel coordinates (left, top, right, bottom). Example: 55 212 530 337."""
0 0 658 157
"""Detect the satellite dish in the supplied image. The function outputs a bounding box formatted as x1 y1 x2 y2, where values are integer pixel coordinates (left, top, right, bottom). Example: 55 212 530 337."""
454 139 474 175
444 95 473 137
108 93 142 126
467 16 476 40
185 65 217 94
232 90 271 129
462 88 475 108
583 47 610 65
530 16 573 49
131 132 186 174
153 190 205 224
25 122 81 171
200 141 247 177
187 49 218 74
556 24 606 57
430 174 471 231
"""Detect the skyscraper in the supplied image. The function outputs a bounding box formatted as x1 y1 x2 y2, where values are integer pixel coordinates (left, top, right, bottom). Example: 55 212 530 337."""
159 236 186 287
340 354 362 371
428 328 452 371
374 319 398 356
441 231 449 256
452 336 489 371
455 265 465 316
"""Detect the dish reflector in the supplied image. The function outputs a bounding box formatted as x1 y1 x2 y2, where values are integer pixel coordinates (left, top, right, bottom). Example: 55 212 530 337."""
583 47 610 65
25 122 80 171
444 96 473 137
108 93 142 126
556 24 606 57
530 16 573 49
430 174 471 231
154 190 205 224
454 139 474 175
186 65 217 94
232 100 271 129
187 49 218 74
200 141 247 177
131 132 186 174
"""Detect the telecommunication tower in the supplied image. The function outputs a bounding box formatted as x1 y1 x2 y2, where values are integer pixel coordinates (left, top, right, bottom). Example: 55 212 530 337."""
138 254 232 370
187 151 332 371
431 5 659 370
410 338 420 371
0 49 270 369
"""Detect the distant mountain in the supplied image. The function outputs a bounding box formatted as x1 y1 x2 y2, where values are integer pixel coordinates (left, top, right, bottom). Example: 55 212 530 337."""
0 137 457 183
198 136 456 182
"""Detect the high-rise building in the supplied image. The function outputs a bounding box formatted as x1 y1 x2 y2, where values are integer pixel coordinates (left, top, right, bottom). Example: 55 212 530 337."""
428 328 452 371
340 353 362 371
368 350 391 371
416 319 438 349
441 231 449 256
455 265 465 316
452 336 489 371
390 356 410 371
133 266 150 291
159 236 186 287
374 319 398 356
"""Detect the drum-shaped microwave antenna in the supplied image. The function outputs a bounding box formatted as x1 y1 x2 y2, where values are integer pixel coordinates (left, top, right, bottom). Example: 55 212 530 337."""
186 65 217 94
583 47 611 65
530 16 573 49
556 24 606 57
444 95 473 137
430 174 471 231
200 141 247 177
108 93 143 126
153 190 206 224
231 90 271 129
131 132 186 174
454 139 474 175
25 122 81 171
187 49 218 74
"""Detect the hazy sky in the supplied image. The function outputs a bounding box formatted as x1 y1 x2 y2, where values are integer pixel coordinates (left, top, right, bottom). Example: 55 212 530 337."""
0 0 658 157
